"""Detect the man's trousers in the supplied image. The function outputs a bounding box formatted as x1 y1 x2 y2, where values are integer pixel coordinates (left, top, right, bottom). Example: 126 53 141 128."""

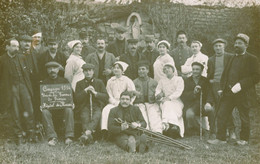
11 83 34 136
42 108 74 140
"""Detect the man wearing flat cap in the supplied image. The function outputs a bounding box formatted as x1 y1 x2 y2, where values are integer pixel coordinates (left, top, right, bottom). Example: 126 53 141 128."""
78 28 96 59
74 63 108 144
38 37 67 80
139 36 159 78
107 23 128 59
181 62 215 137
205 38 235 140
85 38 116 85
120 38 141 80
41 61 74 146
208 33 260 145
133 61 162 133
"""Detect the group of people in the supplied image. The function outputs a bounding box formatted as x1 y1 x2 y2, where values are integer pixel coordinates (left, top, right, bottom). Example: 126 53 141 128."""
0 24 259 153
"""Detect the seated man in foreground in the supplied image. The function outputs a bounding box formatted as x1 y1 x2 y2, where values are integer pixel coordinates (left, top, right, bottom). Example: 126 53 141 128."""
74 63 108 144
108 91 148 153
41 61 74 146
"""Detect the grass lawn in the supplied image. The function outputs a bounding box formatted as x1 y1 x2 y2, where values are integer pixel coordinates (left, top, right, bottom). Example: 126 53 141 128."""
0 107 259 164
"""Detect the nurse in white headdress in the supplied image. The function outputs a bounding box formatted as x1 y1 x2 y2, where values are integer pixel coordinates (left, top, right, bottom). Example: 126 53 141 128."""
64 40 86 91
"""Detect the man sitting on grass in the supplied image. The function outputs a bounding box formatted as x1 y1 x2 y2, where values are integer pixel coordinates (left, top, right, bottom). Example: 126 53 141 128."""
108 91 148 153
41 61 74 146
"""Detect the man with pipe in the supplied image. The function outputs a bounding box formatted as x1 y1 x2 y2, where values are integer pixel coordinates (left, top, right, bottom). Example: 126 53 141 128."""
74 63 108 144
41 61 74 146
133 61 163 133
108 91 148 153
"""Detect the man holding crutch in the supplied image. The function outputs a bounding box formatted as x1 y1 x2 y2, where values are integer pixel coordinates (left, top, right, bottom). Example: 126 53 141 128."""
74 63 108 144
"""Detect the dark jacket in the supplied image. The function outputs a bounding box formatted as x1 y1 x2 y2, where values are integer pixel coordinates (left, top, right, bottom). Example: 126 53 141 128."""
38 51 68 80
85 51 116 82
139 48 159 78
207 52 233 81
181 76 211 108
133 77 158 104
120 51 142 80
220 52 260 107
0 53 33 110
108 104 147 137
74 78 108 110
106 39 126 58
81 45 96 59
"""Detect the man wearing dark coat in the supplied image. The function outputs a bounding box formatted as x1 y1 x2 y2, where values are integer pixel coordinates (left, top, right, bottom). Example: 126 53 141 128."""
139 36 159 78
181 62 215 137
106 24 127 59
120 39 141 80
208 33 260 145
79 28 96 59
108 91 148 153
38 37 67 80
74 63 108 144
0 39 35 145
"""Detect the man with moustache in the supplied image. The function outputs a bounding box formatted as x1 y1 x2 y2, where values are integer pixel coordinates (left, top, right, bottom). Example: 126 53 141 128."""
120 39 141 80
85 38 116 85
79 28 96 59
74 63 108 144
31 30 47 59
171 31 192 75
0 39 35 145
208 33 260 145
204 38 235 140
108 91 148 153
38 37 67 80
107 23 127 60
139 36 159 78
41 61 74 146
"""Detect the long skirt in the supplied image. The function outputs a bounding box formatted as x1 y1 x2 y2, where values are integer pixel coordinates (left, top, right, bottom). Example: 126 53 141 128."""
160 100 185 137
135 103 163 133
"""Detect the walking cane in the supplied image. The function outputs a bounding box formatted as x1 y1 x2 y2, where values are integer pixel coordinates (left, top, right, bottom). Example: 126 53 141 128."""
200 91 203 141
90 93 93 121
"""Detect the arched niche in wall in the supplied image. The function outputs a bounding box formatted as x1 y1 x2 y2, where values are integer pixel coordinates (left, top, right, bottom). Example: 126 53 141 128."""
126 12 142 39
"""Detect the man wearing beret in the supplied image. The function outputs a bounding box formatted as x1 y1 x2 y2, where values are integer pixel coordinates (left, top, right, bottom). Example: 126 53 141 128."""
74 63 108 144
139 36 159 78
120 38 141 80
208 33 260 145
205 38 235 140
106 24 127 59
133 61 162 133
0 39 35 145
78 28 96 59
31 30 47 59
85 38 116 85
171 31 192 75
181 62 215 137
41 61 74 146
38 37 67 81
